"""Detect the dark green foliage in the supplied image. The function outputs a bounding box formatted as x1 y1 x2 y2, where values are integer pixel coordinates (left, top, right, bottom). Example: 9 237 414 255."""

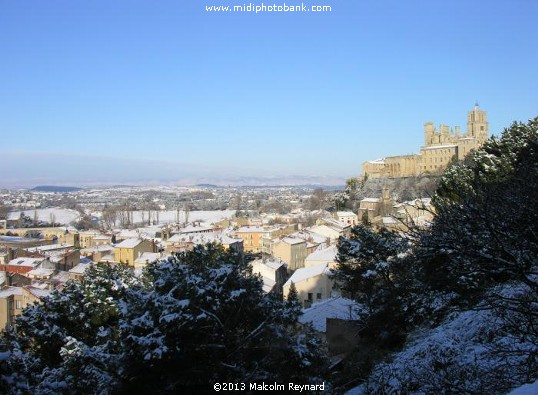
333 226 413 348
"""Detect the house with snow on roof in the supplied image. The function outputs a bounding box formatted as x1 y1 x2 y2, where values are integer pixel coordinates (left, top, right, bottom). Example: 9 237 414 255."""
305 245 338 269
78 230 107 248
336 211 359 226
165 232 243 254
358 186 394 221
250 258 287 296
68 262 93 281
115 229 140 243
0 284 52 331
114 238 155 266
299 297 363 357
134 252 163 269
177 223 214 235
80 244 115 263
20 243 80 271
1 257 53 275
283 263 334 308
307 224 345 245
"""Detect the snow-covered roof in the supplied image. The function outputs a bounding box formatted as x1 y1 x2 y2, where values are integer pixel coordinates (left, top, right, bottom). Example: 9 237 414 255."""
92 235 111 240
279 237 305 246
69 263 92 275
26 268 55 277
0 286 23 298
166 234 184 243
81 244 114 253
382 216 398 224
309 225 342 237
179 224 214 233
51 271 70 283
284 263 329 287
117 230 139 238
361 198 380 203
99 254 115 262
399 198 432 208
306 246 338 263
251 258 285 272
291 231 328 245
236 226 264 233
25 243 73 253
7 257 44 268
422 144 457 150
337 211 357 217
24 285 51 299
115 238 144 248
321 217 350 229
299 297 362 332
134 252 161 264
168 232 242 246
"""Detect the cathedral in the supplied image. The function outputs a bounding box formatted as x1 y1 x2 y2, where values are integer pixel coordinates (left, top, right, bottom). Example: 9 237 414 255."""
362 104 489 178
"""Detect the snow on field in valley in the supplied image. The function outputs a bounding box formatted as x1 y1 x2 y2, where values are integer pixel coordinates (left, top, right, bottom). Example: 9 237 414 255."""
8 209 235 226
8 208 81 225
129 210 235 225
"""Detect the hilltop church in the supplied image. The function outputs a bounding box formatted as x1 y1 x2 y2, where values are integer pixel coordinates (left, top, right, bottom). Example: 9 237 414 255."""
362 104 489 178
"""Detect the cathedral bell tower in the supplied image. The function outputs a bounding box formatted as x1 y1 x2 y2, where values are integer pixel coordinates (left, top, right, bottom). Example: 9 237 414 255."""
467 102 489 143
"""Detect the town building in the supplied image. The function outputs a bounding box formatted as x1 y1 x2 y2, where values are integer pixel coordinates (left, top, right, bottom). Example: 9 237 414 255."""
283 263 334 308
336 211 359 226
250 258 288 296
165 232 243 254
271 237 308 272
0 285 51 331
114 238 155 266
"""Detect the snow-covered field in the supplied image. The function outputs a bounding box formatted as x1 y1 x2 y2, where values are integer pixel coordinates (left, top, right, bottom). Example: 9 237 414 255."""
8 208 235 226
129 210 235 225
8 208 81 225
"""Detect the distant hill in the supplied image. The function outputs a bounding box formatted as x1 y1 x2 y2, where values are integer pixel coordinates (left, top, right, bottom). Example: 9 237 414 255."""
30 186 82 192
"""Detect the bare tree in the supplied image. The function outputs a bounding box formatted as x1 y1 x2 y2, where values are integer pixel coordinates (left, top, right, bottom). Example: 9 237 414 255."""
184 202 190 226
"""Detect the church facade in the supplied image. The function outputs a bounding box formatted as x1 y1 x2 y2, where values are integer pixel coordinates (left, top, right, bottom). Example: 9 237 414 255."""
362 104 489 178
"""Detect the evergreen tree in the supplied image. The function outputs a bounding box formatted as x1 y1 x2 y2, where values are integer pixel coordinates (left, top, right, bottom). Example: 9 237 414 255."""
333 226 414 347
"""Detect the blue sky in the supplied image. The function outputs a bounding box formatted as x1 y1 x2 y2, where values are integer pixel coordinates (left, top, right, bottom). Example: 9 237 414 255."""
1 0 537 187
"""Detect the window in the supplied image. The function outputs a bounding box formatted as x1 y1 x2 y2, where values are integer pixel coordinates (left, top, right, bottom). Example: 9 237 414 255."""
16 300 21 309
316 293 322 300
307 293 313 301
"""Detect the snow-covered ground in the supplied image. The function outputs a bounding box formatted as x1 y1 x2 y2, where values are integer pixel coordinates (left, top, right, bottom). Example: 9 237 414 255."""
7 209 235 227
346 282 537 395
128 210 235 225
8 208 81 225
